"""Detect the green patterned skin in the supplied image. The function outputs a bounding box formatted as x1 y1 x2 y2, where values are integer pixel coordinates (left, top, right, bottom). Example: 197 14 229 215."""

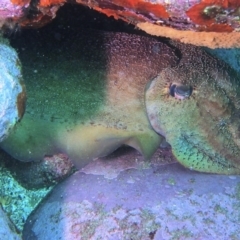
145 42 240 174
0 31 178 169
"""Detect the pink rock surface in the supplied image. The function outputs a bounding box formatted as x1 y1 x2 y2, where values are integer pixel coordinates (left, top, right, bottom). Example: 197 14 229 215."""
23 149 240 239
0 0 25 20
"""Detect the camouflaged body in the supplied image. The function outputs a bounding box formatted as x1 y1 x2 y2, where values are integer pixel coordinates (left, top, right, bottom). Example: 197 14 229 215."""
1 30 240 174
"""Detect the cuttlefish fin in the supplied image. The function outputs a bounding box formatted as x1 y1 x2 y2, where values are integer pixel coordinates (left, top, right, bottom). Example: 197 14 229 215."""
58 124 162 169
124 133 162 160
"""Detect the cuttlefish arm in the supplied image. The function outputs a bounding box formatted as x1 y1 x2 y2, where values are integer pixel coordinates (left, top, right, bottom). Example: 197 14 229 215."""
145 42 240 174
0 31 178 169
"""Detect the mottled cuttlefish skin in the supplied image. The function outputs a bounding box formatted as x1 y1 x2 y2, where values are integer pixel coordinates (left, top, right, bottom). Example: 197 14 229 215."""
146 41 240 174
0 30 178 169
2 30 240 174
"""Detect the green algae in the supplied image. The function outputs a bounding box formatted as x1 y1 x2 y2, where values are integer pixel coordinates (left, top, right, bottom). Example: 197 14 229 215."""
0 157 51 231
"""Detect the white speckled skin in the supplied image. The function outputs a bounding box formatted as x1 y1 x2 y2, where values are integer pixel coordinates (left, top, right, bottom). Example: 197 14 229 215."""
0 36 25 142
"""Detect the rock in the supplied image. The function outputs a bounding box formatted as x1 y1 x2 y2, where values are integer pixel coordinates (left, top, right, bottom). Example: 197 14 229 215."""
22 162 240 239
0 36 26 142
3 152 75 189
0 0 24 25
4 1 240 48
137 21 240 48
0 205 21 240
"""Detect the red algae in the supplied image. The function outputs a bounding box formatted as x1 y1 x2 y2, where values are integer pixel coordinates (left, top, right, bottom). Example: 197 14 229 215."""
10 0 30 6
39 0 66 7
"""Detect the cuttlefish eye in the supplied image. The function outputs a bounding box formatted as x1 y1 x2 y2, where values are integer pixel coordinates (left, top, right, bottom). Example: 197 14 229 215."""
169 83 193 100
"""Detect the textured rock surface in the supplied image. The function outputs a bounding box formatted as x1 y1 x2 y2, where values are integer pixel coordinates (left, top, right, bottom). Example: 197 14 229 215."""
0 150 52 231
3 1 240 47
0 36 25 142
0 205 21 240
6 0 240 32
23 161 240 239
2 152 75 189
137 22 240 48
76 0 240 32
0 0 24 23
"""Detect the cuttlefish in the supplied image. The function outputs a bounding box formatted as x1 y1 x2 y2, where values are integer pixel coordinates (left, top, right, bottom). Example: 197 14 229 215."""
146 41 240 174
1 30 240 174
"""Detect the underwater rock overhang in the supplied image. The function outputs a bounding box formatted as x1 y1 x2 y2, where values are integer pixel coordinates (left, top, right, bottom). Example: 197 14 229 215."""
2 0 240 48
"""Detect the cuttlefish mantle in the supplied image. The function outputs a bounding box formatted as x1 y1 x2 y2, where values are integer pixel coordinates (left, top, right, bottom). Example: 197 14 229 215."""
0 30 178 169
2 30 240 175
